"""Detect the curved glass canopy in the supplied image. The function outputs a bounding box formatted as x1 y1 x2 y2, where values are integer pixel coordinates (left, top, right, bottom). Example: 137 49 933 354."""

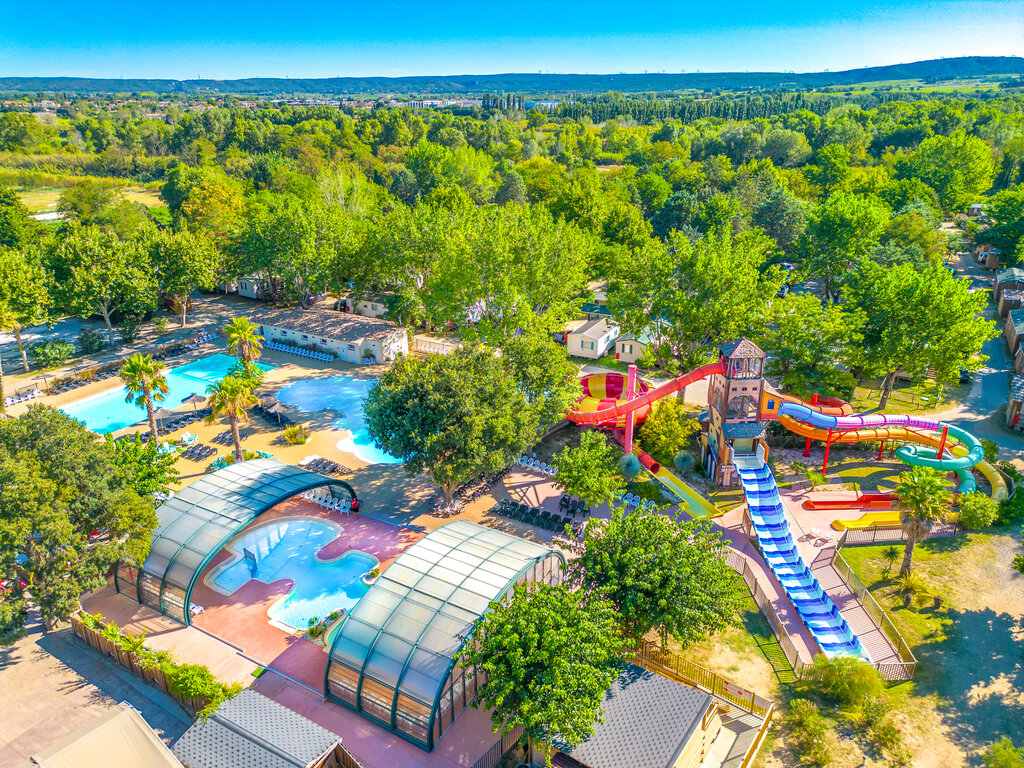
116 458 356 625
325 520 564 750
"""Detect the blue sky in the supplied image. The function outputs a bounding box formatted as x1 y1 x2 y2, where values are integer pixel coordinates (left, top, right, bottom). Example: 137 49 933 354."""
0 0 1021 78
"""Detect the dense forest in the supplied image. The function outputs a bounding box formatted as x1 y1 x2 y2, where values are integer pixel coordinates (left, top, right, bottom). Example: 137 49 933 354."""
1 88 1021 406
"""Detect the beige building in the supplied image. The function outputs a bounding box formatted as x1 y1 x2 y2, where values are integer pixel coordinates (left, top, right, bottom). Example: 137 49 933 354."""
567 318 619 360
337 294 391 319
614 332 653 364
245 308 408 364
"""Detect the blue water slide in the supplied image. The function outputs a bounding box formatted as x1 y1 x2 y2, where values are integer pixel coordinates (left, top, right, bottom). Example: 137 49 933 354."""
735 458 870 661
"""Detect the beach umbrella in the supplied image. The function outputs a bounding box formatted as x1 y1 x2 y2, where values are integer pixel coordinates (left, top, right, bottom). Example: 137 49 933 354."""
152 407 177 434
181 393 206 414
265 401 289 423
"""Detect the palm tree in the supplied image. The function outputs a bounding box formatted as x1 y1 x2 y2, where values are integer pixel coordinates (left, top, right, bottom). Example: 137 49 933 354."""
205 376 258 463
120 354 168 445
894 466 951 577
224 316 264 372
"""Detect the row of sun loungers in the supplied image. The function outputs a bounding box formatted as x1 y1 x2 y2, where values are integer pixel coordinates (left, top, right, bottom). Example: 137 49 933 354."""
558 496 593 517
4 389 42 407
518 456 555 475
181 444 217 461
305 458 350 475
301 489 356 514
266 341 335 362
493 499 575 532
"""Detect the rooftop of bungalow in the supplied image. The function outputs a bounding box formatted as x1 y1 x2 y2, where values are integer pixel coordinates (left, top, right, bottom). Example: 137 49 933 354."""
242 307 405 343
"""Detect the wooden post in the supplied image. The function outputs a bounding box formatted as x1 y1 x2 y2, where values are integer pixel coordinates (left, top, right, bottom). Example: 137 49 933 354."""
822 428 833 475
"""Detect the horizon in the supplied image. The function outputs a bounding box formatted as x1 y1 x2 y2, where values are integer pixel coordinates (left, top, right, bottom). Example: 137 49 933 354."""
1 0 1022 80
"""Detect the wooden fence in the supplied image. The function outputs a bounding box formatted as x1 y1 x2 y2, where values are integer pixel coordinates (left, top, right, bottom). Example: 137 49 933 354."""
633 638 774 717
69 614 210 713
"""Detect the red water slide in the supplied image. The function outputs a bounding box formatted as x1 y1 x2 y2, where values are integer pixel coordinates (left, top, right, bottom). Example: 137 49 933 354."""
566 362 724 426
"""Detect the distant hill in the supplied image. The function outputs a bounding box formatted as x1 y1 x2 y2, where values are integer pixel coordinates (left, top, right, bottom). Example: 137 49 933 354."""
1 57 1022 97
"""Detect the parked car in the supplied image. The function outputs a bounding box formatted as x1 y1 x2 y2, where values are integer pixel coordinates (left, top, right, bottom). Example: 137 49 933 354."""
959 367 971 385
776 284 790 298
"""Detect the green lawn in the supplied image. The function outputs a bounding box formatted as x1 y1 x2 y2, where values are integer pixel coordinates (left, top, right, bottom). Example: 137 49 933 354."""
840 529 1024 750
850 377 968 415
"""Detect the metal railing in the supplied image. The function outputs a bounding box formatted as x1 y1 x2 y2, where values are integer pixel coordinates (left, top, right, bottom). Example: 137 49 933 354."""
470 725 525 768
830 545 918 681
726 549 814 677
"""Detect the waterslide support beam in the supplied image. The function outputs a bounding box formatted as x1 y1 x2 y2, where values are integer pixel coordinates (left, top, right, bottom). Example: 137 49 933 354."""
936 425 949 459
822 428 833 475
624 364 637 455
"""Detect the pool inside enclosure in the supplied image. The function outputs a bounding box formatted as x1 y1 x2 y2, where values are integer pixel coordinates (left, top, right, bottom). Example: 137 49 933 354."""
116 459 357 625
324 520 564 751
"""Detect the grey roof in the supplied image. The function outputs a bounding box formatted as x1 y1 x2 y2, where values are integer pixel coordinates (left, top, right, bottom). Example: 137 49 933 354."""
1002 289 1024 304
552 664 711 768
172 690 340 768
570 318 617 340
996 268 1024 284
244 307 404 343
133 459 355 625
719 338 765 360
1009 309 1024 333
723 421 767 440
1011 375 1024 402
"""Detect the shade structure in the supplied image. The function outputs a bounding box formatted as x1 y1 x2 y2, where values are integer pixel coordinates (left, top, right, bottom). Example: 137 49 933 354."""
325 520 565 751
181 393 206 414
115 458 356 625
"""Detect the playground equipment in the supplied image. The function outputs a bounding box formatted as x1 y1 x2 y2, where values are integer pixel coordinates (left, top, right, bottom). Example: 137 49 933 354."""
562 337 1000 659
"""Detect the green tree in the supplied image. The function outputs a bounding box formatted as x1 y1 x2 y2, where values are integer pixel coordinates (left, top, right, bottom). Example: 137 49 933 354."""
493 170 528 206
458 583 622 764
752 186 807 253
105 433 179 495
0 185 37 249
552 431 625 507
0 406 157 630
564 509 745 645
119 354 168 445
847 261 994 407
805 143 852 195
610 229 781 380
205 376 258 463
501 334 582 434
48 225 157 343
799 191 888 302
896 132 996 211
0 247 50 373
635 172 672 217
223 316 264 370
636 397 700 466
755 294 864 398
57 179 124 223
151 228 221 327
364 346 536 503
977 186 1024 262
894 467 952 577
957 491 1000 529
984 737 1024 768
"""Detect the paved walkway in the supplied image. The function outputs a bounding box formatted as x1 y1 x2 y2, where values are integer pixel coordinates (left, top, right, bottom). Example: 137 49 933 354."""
0 610 191 768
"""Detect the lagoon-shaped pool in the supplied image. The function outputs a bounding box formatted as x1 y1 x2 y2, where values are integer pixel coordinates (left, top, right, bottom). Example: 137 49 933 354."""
275 375 401 465
209 517 376 631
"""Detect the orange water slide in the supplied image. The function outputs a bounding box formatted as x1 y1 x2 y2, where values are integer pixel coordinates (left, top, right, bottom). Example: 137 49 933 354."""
567 362 723 427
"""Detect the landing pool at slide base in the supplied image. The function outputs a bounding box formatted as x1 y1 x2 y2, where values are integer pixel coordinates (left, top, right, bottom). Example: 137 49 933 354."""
735 456 869 661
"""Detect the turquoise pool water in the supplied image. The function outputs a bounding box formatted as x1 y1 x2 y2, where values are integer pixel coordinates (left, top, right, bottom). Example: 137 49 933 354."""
61 353 273 434
210 517 376 631
275 375 402 465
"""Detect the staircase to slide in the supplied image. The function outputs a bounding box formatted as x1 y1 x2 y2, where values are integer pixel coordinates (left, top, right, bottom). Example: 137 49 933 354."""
734 454 870 661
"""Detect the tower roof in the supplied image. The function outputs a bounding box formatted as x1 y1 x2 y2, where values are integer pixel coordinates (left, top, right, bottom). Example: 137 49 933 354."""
719 338 765 360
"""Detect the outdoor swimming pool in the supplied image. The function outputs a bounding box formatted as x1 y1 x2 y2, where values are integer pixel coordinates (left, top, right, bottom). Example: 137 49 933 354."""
209 517 376 632
61 353 274 434
275 375 402 464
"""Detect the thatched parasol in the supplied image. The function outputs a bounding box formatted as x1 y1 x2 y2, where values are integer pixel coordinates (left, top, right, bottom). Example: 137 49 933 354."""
181 393 206 414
